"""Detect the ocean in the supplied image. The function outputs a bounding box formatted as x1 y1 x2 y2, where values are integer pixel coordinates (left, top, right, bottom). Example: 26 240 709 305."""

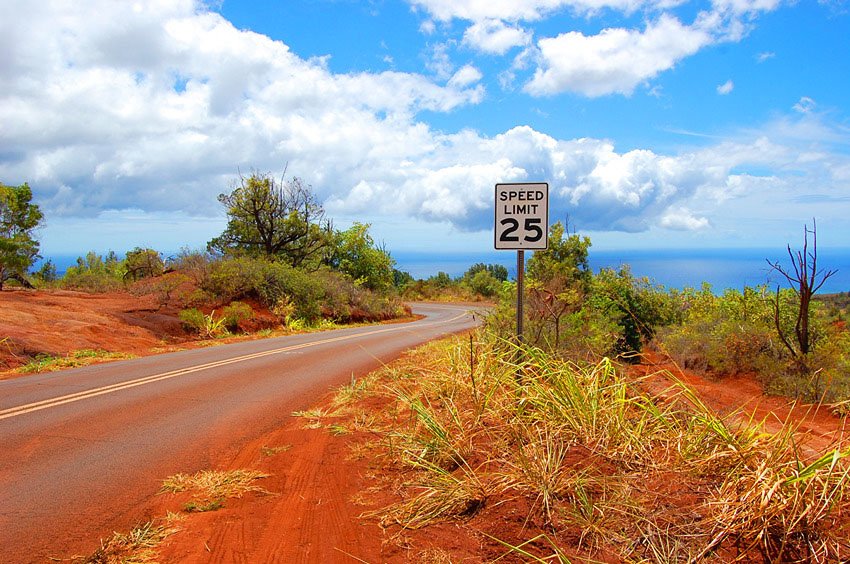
392 248 850 294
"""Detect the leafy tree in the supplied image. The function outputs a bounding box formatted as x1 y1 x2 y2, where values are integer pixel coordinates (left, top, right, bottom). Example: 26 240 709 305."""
0 181 44 289
208 172 331 268
393 269 414 288
429 271 453 288
464 262 508 282
526 221 591 288
33 259 58 284
466 269 501 297
62 251 125 292
124 247 164 281
525 221 592 348
328 222 395 291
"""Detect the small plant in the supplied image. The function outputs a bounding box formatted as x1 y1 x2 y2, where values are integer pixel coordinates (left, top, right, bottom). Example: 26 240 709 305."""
183 498 224 513
333 331 850 561
220 301 253 332
178 308 228 338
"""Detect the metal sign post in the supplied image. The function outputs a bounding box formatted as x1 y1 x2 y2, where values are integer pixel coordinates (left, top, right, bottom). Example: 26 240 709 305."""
516 250 524 344
494 183 549 344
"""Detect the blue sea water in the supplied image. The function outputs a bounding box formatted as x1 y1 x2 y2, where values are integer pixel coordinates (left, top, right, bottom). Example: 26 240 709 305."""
392 248 850 294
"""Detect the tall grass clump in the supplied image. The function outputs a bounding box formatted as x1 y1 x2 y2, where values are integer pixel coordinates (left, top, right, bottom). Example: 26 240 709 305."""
342 329 849 562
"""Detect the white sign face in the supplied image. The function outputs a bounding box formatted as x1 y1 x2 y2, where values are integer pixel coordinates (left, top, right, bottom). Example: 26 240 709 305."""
494 183 549 250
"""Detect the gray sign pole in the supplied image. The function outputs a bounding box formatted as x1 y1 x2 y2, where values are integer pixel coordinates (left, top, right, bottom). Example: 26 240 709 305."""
516 250 524 345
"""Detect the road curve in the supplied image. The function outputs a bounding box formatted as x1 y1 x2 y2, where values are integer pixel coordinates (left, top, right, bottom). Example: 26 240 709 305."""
0 303 482 563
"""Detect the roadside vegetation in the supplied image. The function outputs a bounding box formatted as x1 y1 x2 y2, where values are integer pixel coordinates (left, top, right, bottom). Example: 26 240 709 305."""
320 332 850 562
478 220 850 406
79 514 182 564
19 349 136 374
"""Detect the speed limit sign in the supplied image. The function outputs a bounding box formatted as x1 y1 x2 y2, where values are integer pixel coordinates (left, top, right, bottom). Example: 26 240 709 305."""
494 183 549 250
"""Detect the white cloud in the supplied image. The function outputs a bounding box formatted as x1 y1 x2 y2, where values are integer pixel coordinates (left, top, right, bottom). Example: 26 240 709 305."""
0 1 484 217
659 208 710 230
420 19 437 34
525 15 711 97
448 64 484 88
2 0 848 254
462 19 531 54
757 51 775 62
717 79 734 94
793 96 817 114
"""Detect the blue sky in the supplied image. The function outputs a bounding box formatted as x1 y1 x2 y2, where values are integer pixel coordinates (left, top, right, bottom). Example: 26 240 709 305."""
1 0 849 266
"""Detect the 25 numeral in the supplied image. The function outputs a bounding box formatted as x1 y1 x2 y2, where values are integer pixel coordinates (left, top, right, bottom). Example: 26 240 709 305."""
499 218 543 243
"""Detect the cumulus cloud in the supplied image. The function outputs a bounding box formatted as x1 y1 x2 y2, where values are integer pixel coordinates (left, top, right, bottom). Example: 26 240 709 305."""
659 208 710 230
717 79 734 94
462 19 532 54
329 123 839 235
1 0 847 251
526 15 711 97
448 64 484 88
0 1 483 216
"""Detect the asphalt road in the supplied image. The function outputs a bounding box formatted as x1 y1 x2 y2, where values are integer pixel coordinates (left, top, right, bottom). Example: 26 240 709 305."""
0 303 482 563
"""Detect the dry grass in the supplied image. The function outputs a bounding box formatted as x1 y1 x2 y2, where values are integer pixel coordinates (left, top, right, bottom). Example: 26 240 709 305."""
160 469 271 512
78 513 182 563
330 330 850 562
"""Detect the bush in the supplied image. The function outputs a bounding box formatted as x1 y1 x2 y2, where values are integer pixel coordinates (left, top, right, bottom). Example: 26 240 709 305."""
220 301 253 332
656 284 850 402
657 285 780 376
61 251 125 292
178 308 228 338
199 256 405 326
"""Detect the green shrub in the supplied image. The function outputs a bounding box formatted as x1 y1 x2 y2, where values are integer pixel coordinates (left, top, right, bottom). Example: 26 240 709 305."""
61 251 125 292
178 308 228 338
220 301 253 332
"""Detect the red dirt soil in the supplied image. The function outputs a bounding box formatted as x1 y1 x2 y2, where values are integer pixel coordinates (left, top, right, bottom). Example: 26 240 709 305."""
0 288 187 373
3 289 847 562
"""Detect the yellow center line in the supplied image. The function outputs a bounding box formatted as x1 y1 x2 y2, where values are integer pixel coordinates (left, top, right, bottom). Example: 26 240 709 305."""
0 310 471 422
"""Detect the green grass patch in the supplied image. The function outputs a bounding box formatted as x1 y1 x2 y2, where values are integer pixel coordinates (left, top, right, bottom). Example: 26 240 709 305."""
18 349 136 374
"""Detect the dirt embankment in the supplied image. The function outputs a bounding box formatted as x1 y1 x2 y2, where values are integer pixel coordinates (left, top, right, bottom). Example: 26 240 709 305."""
0 288 189 372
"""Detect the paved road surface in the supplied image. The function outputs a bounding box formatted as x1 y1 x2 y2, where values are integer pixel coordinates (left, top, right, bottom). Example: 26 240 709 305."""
0 303 482 562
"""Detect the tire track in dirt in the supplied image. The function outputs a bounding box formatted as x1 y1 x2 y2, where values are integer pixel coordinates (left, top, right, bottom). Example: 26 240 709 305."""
155 400 391 563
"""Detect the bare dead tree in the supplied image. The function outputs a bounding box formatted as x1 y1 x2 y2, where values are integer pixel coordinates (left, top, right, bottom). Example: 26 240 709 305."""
766 219 837 359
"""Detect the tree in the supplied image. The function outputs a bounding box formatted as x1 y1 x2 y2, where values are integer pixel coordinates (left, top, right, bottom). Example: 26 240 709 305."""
393 269 414 288
208 172 331 268
525 221 592 348
0 182 44 289
464 263 508 282
767 220 837 359
466 269 501 297
33 259 58 284
124 247 164 281
327 222 395 291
